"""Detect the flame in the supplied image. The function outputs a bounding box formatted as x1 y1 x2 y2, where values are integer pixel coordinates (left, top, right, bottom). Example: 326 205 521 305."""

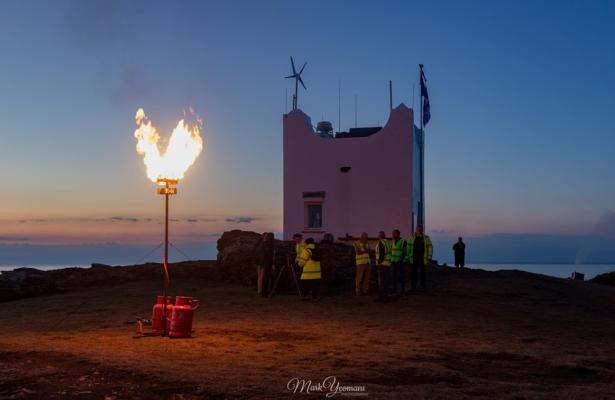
134 107 204 182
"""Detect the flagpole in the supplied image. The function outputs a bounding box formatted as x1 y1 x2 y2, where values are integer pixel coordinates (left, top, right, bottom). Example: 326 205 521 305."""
419 65 426 232
411 82 416 234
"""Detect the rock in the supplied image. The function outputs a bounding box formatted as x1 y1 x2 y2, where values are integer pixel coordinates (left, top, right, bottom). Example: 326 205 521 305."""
91 263 113 269
0 268 56 299
0 280 23 302
216 230 262 286
0 261 218 303
0 267 46 283
17 387 35 395
216 230 357 293
591 270 615 286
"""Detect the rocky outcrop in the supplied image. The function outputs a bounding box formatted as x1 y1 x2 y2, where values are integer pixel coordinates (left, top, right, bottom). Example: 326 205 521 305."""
0 261 218 303
592 271 615 287
0 268 57 302
216 230 357 293
215 230 262 285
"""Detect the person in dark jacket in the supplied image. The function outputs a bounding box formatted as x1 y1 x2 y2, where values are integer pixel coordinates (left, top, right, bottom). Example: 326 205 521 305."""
453 237 466 269
375 230 392 302
255 232 275 296
408 225 433 291
390 229 406 295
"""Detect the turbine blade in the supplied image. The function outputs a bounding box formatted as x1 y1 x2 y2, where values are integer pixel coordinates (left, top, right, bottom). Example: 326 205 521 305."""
298 76 306 90
285 75 295 79
299 62 307 74
290 57 296 74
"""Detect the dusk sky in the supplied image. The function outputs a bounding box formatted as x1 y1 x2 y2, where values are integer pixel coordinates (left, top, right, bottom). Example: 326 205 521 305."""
1 0 614 265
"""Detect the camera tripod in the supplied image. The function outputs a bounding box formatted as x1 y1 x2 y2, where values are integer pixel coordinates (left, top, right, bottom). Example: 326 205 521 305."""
269 255 303 297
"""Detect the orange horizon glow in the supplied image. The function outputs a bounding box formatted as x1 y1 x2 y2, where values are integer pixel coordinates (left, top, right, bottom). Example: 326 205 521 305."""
0 215 281 245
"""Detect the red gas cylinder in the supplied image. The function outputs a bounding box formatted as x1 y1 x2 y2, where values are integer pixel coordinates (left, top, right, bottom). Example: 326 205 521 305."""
169 296 199 338
152 295 174 334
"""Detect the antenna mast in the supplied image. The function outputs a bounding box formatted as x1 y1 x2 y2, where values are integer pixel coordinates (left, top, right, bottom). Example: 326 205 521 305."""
354 94 358 128
389 80 393 111
338 79 341 132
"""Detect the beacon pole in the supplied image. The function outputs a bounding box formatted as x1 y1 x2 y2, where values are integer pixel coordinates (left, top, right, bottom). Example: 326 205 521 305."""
157 178 178 336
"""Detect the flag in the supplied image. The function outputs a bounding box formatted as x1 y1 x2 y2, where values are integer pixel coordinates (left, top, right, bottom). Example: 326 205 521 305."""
419 64 431 126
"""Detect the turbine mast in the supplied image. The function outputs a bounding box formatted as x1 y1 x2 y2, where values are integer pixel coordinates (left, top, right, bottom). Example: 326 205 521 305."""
285 57 307 110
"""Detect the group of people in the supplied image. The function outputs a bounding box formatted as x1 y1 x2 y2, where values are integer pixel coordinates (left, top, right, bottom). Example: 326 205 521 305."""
255 227 466 302
355 225 433 302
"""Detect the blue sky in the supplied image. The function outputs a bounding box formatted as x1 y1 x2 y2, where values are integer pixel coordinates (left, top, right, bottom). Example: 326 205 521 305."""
1 0 614 265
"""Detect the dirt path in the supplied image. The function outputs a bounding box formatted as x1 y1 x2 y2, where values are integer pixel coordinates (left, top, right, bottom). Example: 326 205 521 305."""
1 269 615 399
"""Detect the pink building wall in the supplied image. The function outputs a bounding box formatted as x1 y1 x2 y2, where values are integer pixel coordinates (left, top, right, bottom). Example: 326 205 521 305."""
283 104 414 240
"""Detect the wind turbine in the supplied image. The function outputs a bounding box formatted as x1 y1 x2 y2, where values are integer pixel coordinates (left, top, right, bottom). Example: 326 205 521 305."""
285 56 307 110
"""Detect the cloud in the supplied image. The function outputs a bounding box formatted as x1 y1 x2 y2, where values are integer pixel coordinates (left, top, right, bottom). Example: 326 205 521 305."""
110 217 139 223
0 236 31 242
184 217 217 223
17 219 47 224
225 217 257 224
176 232 221 239
595 211 615 236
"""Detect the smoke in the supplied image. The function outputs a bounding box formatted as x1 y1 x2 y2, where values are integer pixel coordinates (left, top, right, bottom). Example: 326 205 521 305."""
108 65 156 108
64 0 133 50
64 0 156 108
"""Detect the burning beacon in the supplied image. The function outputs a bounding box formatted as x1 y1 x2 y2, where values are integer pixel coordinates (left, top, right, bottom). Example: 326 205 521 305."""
133 107 204 336
134 107 204 182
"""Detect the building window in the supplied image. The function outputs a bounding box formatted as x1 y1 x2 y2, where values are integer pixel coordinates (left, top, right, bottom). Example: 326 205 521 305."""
306 203 322 229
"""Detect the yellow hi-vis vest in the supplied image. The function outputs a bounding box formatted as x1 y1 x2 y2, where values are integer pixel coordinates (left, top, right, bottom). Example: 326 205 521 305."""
390 238 406 263
354 241 370 266
375 239 392 266
295 242 306 264
298 243 321 280
406 234 433 264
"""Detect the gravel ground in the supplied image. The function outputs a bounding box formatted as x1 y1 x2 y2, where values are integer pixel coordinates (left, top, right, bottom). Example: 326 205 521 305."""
1 267 615 399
